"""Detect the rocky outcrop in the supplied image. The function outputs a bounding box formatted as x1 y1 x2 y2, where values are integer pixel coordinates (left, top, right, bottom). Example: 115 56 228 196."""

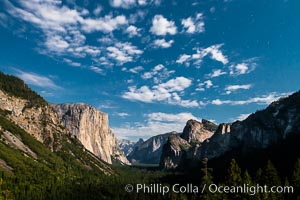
128 132 177 164
160 119 217 169
118 138 144 157
159 134 191 169
52 103 129 165
181 119 217 143
0 90 65 150
0 128 37 159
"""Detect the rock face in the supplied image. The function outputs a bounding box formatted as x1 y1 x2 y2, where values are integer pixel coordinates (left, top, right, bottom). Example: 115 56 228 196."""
52 103 129 165
128 132 177 164
160 119 217 169
118 138 144 157
181 119 217 143
161 91 300 169
0 90 65 150
159 134 191 169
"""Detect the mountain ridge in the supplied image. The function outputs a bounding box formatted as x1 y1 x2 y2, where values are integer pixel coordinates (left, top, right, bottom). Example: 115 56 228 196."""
0 71 114 173
160 90 300 169
127 131 178 164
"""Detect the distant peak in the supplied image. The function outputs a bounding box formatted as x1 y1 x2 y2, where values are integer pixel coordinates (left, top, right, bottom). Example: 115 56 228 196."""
137 138 144 143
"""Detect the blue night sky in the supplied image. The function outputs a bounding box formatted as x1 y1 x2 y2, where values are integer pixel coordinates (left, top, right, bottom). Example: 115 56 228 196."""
0 0 300 140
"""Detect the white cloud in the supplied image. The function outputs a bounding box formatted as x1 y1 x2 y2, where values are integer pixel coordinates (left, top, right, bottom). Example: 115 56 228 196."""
234 113 251 121
112 112 201 139
141 64 175 83
4 0 129 68
128 66 144 73
230 63 248 75
97 101 117 110
137 0 161 5
196 80 213 91
67 45 101 58
112 121 178 139
182 18 195 33
90 66 104 75
123 86 154 103
81 15 128 33
97 56 114 66
225 84 252 94
16 70 61 90
205 80 213 88
93 6 102 16
211 99 224 105
40 90 54 97
153 64 164 71
63 58 81 67
153 39 174 48
110 0 136 8
138 0 147 5
45 35 69 52
176 44 228 66
176 54 191 64
150 15 177 36
127 79 134 83
207 69 227 78
97 36 114 44
211 92 291 106
147 112 201 123
181 13 205 34
157 77 192 92
125 25 141 37
122 77 199 107
141 72 153 79
106 42 143 64
229 59 257 75
204 44 228 65
117 112 130 117
6 1 81 32
109 0 160 9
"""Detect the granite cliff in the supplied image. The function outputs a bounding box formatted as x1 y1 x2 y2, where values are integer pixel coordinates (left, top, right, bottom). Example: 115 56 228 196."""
160 119 217 169
52 103 129 165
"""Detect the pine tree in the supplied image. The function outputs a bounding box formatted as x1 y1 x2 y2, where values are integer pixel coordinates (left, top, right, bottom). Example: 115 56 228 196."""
222 159 243 200
243 170 252 185
201 158 213 185
260 160 282 200
292 159 300 199
200 158 218 200
226 159 242 186
262 161 281 186
242 170 260 200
